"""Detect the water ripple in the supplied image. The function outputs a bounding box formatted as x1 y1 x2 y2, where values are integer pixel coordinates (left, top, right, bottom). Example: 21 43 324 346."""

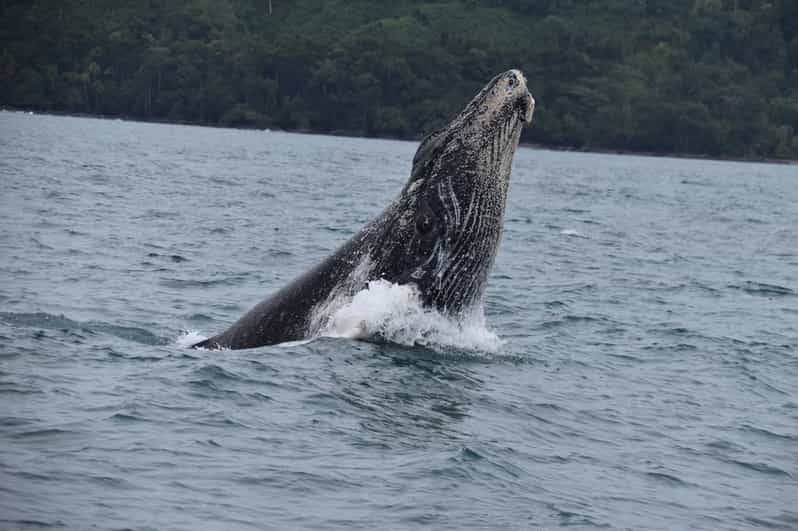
2 115 796 530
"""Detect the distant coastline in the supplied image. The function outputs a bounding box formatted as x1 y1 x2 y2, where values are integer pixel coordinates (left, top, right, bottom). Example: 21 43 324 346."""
4 1 796 161
5 107 795 166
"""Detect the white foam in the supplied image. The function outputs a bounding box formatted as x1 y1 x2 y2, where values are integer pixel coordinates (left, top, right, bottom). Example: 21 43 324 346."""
561 229 587 238
317 279 503 353
274 338 315 348
176 282 503 353
175 329 207 349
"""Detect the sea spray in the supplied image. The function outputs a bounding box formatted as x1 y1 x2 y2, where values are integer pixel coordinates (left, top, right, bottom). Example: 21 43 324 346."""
318 279 503 353
177 330 208 349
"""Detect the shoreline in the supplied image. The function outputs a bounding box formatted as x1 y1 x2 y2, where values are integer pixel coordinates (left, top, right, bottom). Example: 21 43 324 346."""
3 106 795 165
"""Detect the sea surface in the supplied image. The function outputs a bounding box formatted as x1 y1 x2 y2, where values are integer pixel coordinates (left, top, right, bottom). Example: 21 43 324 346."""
1 111 796 530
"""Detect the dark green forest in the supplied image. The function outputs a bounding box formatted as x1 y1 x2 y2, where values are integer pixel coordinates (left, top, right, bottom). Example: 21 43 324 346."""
2 0 797 159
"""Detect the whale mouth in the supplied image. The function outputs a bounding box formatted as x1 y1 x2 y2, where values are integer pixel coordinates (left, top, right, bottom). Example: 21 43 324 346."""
517 92 535 125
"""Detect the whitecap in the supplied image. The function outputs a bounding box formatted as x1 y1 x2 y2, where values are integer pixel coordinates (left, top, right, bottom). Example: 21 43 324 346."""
560 229 587 238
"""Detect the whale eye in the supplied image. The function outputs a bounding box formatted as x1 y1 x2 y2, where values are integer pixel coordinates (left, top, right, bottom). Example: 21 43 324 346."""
416 212 434 236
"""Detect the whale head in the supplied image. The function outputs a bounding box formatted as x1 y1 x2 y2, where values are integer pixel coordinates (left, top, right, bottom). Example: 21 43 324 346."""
373 69 535 315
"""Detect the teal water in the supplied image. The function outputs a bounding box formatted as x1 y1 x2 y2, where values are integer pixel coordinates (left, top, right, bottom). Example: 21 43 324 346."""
1 112 797 530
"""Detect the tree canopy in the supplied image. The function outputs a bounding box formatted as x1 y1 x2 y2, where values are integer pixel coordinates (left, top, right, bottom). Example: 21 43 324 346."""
2 0 797 159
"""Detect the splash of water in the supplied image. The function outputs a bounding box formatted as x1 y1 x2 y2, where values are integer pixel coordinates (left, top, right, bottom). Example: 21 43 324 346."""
176 330 208 349
179 280 502 353
317 279 503 353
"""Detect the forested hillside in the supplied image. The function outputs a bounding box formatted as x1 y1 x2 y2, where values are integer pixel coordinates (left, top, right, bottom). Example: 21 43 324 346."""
2 0 797 159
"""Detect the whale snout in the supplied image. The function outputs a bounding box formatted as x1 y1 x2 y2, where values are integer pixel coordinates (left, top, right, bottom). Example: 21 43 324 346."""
505 69 535 125
457 68 536 129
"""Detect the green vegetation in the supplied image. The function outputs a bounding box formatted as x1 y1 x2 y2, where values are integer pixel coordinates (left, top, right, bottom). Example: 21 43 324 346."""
2 0 797 159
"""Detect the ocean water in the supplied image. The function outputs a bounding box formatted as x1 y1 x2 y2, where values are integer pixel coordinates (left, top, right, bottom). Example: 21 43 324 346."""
1 111 796 530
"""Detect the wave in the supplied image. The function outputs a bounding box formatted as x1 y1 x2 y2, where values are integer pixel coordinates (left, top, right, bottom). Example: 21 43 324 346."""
159 276 249 288
0 312 167 345
728 281 794 297
560 229 588 238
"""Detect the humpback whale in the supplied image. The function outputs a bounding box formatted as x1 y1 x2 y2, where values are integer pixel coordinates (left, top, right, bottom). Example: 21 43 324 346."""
194 69 535 349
